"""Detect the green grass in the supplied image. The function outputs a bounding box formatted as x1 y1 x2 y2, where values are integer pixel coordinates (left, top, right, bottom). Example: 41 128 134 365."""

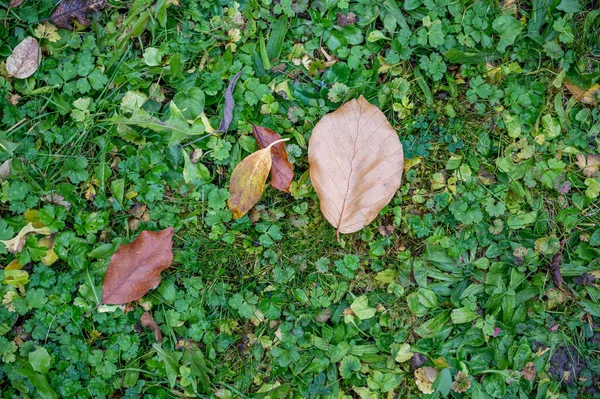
1 0 600 398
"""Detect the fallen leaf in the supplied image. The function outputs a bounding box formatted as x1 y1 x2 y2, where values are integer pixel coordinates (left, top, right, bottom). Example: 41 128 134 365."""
451 371 471 393
228 139 288 219
6 37 41 79
50 0 107 30
414 367 438 394
41 193 71 210
523 362 536 381
10 0 24 7
394 343 414 363
0 158 11 181
39 236 58 266
337 12 356 26
575 154 600 178
217 70 243 132
252 125 293 192
141 311 163 342
0 223 51 253
564 80 600 104
101 227 174 305
308 95 404 239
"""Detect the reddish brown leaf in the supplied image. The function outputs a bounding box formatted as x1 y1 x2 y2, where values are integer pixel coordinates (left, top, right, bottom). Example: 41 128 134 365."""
101 227 174 305
9 0 24 8
50 0 107 30
141 311 163 342
252 124 293 193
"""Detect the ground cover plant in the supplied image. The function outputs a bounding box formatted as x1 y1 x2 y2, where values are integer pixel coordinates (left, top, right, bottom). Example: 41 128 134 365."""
1 0 600 397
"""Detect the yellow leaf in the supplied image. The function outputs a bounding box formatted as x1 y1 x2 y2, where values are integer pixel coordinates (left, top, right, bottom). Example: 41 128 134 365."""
0 223 51 254
5 259 23 270
3 270 30 288
24 209 45 228
414 367 439 394
39 236 58 266
228 139 288 219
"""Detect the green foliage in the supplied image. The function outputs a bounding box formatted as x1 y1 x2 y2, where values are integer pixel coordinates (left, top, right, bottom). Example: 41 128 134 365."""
1 0 599 398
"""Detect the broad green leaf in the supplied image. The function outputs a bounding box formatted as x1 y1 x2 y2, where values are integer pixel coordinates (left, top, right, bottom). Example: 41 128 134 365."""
492 15 522 52
350 295 376 320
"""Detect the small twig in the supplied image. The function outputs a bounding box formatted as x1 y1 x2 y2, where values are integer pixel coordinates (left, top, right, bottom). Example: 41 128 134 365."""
81 302 102 319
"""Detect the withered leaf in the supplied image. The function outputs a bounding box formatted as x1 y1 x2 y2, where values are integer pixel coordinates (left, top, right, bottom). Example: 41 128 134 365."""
337 12 356 26
0 223 51 253
10 0 25 7
575 153 600 178
6 37 41 79
523 362 536 381
308 95 404 239
252 124 293 192
101 227 174 305
141 311 163 342
550 239 565 289
414 367 438 394
50 0 107 30
217 70 243 132
564 80 599 105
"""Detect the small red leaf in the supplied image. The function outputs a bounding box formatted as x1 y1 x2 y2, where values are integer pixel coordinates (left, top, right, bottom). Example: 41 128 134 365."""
252 124 293 192
101 227 174 305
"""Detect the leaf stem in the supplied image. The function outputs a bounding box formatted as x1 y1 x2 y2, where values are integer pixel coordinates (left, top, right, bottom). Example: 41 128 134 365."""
265 138 290 150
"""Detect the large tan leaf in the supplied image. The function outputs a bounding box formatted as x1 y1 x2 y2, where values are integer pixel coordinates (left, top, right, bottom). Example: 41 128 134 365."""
101 227 174 305
6 37 41 79
228 139 287 218
308 95 404 237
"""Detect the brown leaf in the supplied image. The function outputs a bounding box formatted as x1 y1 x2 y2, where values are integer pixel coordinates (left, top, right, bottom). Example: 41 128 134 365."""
50 0 107 30
0 159 11 182
6 37 41 79
101 227 174 305
451 371 471 393
308 96 404 239
10 0 25 7
564 80 600 104
217 70 243 132
337 12 356 26
252 124 294 192
228 147 273 219
575 153 600 178
523 362 536 381
141 311 163 342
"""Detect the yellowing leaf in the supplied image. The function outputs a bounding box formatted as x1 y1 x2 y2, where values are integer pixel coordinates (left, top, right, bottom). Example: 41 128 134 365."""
394 343 414 363
228 139 288 219
0 223 51 254
39 236 58 266
6 37 41 79
308 96 404 239
414 367 439 394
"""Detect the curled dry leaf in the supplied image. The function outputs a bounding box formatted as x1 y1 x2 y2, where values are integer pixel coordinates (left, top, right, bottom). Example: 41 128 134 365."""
50 0 107 30
141 311 163 342
217 70 243 132
414 366 439 394
0 223 51 253
575 154 600 178
522 362 536 381
41 193 71 210
308 95 404 239
564 80 599 105
101 227 174 305
228 139 288 219
451 371 471 393
6 37 41 79
252 124 293 192
0 159 11 182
